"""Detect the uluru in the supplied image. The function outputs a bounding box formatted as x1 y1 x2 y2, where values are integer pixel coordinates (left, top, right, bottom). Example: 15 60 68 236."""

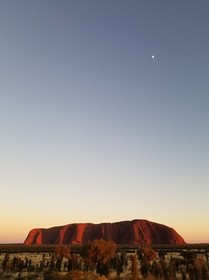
24 219 185 245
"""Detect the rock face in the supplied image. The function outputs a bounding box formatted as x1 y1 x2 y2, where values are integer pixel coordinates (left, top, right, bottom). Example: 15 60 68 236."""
24 219 185 245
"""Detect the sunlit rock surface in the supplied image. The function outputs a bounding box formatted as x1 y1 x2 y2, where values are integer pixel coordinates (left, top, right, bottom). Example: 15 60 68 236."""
24 219 185 245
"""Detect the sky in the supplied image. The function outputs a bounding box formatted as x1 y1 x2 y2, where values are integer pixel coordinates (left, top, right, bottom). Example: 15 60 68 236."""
0 0 209 244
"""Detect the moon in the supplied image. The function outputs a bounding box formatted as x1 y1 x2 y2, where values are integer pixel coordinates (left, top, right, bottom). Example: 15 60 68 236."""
152 55 155 59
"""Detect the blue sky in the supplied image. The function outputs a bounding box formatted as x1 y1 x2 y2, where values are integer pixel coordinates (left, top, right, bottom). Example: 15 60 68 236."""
0 0 209 243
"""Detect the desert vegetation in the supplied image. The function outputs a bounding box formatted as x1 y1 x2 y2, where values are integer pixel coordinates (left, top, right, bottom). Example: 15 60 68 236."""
0 241 209 279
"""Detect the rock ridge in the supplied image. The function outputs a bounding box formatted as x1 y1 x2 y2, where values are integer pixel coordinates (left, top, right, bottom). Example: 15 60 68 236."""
24 219 185 245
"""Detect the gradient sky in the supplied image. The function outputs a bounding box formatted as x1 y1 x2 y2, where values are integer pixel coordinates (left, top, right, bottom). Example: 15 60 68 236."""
0 0 209 244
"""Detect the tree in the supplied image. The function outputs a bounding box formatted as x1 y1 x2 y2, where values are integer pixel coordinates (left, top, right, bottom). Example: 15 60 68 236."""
86 239 116 276
138 246 156 278
141 246 157 262
131 254 139 280
54 245 70 271
2 253 10 273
